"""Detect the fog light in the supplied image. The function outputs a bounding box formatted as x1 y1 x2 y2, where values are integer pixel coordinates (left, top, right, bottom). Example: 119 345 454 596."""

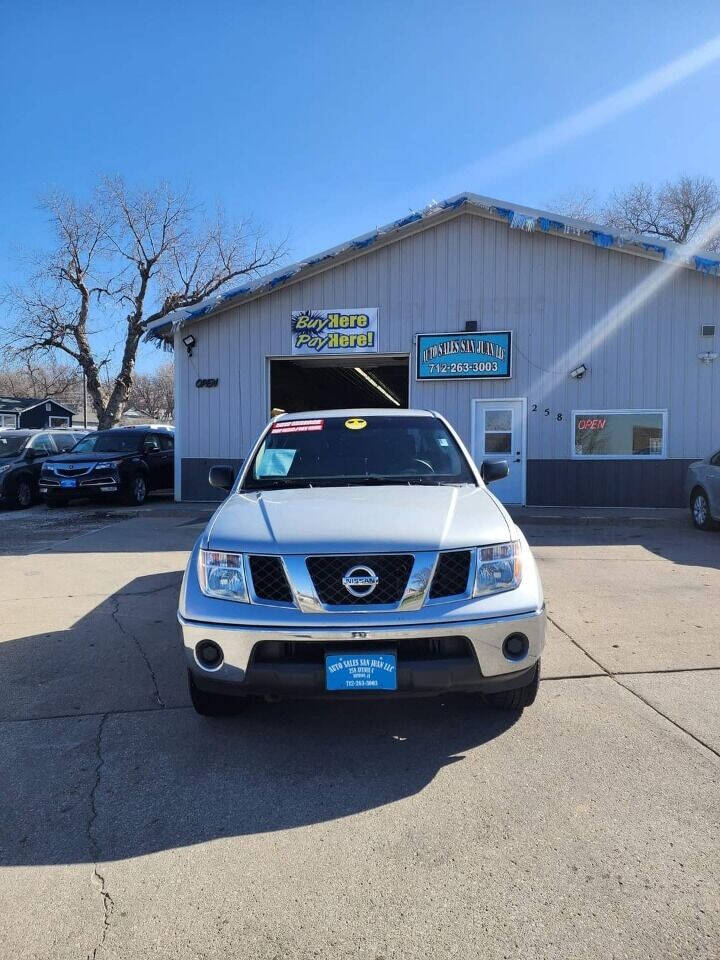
502 633 529 661
196 640 224 669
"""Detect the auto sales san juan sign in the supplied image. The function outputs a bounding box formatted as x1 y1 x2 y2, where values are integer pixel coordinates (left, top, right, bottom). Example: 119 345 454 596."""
291 309 379 356
416 331 512 380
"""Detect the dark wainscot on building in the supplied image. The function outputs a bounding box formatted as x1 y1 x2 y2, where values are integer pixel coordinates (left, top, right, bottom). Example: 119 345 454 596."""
145 192 720 507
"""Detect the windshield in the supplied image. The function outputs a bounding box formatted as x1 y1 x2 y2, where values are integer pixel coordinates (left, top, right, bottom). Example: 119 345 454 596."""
71 432 143 454
243 415 476 490
0 434 28 457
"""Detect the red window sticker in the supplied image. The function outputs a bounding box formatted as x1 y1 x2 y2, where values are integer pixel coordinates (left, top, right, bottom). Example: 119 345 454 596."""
271 419 324 434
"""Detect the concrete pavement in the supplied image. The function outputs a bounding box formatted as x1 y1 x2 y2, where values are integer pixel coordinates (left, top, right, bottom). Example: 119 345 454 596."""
0 506 718 958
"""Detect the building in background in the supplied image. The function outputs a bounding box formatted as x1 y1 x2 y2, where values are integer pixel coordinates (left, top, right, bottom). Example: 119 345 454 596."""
0 397 76 430
145 193 720 507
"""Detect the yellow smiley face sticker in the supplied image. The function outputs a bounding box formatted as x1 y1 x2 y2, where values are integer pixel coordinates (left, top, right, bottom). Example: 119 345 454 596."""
345 417 367 430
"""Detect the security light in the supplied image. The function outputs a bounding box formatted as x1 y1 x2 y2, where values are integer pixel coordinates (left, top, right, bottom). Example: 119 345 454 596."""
183 334 196 356
569 363 588 379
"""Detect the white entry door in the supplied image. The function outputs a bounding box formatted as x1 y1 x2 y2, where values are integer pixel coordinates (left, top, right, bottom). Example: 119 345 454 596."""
472 399 526 504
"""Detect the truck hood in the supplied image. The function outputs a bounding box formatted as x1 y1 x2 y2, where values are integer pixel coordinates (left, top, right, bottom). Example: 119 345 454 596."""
205 484 512 554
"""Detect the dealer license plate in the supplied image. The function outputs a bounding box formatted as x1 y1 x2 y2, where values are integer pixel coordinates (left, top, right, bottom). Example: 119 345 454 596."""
325 651 397 691
60 479 77 488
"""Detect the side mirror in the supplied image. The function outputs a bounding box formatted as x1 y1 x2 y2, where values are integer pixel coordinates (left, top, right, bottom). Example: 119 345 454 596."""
209 464 235 492
480 459 509 484
24 448 39 460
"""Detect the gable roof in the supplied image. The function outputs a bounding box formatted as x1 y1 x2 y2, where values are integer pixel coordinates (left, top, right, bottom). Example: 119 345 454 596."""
0 397 76 415
144 190 720 343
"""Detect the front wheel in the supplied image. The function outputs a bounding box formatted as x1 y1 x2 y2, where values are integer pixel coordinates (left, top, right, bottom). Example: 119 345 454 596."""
124 473 148 506
484 661 540 711
188 670 246 717
691 489 717 530
13 478 33 510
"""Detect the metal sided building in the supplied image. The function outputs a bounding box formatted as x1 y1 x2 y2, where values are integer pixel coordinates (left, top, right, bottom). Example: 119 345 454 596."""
145 192 720 507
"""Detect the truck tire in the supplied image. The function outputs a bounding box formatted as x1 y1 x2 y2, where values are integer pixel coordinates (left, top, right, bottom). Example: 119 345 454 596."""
691 489 718 530
188 670 245 717
484 660 540 711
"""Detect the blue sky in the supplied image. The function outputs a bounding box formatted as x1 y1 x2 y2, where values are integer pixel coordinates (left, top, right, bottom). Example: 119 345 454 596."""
2 1 720 371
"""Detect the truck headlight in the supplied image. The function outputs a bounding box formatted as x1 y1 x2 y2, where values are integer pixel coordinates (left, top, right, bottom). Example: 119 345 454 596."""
473 540 522 596
198 550 249 602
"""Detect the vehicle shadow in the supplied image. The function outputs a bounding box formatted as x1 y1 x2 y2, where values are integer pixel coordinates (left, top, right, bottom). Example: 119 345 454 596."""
0 573 521 866
0 505 212 558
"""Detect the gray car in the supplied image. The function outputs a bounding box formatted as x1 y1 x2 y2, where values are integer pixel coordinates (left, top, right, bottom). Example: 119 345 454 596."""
179 409 545 716
686 450 720 530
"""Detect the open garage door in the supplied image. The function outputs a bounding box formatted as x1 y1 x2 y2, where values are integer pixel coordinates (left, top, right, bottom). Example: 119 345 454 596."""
269 356 409 414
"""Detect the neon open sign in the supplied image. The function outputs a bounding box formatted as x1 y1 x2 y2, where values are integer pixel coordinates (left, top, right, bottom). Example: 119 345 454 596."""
577 417 607 430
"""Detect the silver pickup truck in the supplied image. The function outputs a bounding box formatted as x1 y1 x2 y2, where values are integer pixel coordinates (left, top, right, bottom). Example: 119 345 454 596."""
179 409 545 715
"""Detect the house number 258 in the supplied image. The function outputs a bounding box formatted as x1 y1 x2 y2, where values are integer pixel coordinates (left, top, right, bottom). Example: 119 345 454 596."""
530 404 562 421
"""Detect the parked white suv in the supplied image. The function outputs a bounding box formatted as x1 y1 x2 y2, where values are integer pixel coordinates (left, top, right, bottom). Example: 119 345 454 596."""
179 409 545 715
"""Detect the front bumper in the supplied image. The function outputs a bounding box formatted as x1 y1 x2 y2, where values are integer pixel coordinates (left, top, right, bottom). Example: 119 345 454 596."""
180 606 545 698
40 475 119 497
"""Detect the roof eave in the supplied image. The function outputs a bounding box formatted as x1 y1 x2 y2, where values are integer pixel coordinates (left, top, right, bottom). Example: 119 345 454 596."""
143 191 720 342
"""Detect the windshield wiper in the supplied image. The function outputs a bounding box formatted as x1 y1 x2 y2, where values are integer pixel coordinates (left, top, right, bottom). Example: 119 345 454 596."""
299 475 459 486
243 475 474 490
243 478 315 491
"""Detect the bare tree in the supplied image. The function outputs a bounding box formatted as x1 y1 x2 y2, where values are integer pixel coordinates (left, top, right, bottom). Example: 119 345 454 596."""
0 356 81 400
603 175 720 249
547 188 599 222
128 362 174 421
550 175 720 251
3 178 283 428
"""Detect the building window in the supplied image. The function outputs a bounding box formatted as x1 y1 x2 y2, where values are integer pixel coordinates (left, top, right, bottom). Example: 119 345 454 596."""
0 414 16 428
49 416 70 427
572 410 667 459
484 409 512 454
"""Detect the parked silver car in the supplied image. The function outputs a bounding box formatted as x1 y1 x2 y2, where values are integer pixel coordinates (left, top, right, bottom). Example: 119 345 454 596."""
179 409 545 715
686 450 720 530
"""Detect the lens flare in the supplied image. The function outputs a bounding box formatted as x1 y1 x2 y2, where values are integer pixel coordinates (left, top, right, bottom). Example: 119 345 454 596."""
435 34 720 195
528 211 720 403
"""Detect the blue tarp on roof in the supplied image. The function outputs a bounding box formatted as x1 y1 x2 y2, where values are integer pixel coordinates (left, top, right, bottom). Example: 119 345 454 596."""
144 191 720 343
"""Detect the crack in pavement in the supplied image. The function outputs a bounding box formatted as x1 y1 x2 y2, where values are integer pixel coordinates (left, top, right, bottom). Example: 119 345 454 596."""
547 613 720 761
0 571 182 603
87 713 114 960
109 596 166 709
0 664 717 724
543 665 720 680
0 579 182 605
1 704 190 724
